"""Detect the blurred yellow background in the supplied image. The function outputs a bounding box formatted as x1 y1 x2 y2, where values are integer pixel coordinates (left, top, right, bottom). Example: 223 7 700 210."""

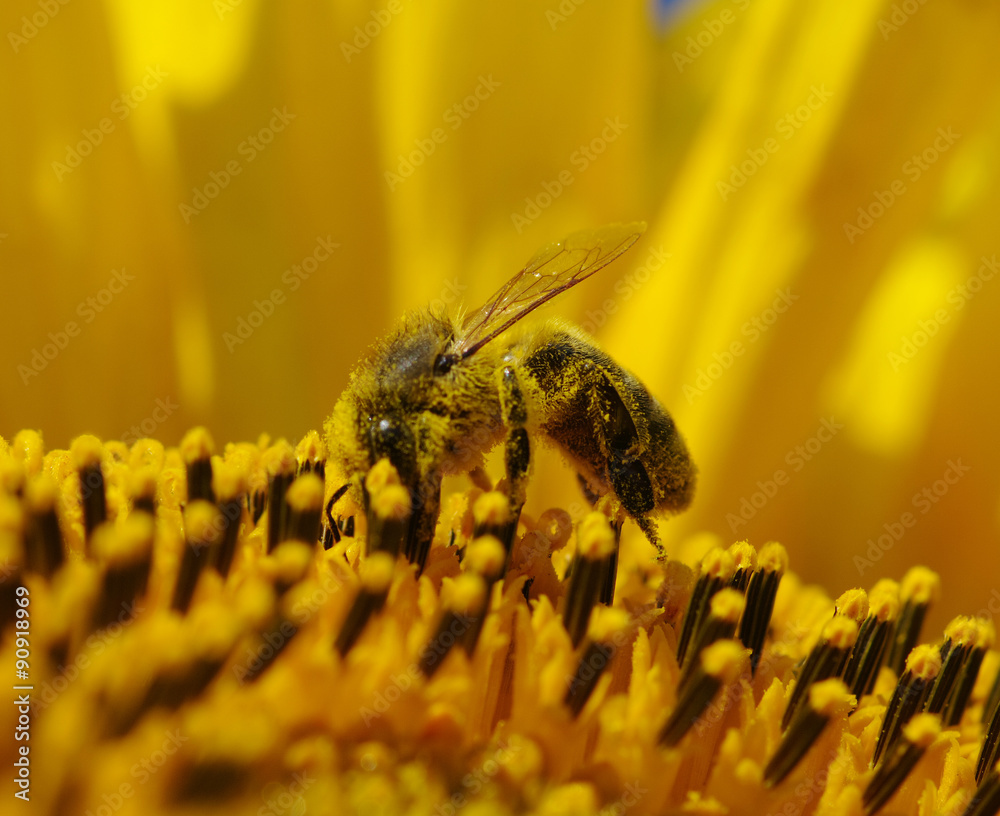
2 0 999 632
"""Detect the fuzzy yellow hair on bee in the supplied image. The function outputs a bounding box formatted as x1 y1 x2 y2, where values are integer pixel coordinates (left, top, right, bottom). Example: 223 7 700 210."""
325 223 695 582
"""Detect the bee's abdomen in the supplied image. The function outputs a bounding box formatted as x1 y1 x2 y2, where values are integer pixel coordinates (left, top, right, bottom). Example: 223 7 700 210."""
522 334 638 476
521 328 694 519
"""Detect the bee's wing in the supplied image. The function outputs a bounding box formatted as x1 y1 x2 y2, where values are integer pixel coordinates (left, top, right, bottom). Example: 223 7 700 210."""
453 221 646 359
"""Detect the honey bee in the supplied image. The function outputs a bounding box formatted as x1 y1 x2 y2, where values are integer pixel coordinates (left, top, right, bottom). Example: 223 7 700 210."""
325 222 695 569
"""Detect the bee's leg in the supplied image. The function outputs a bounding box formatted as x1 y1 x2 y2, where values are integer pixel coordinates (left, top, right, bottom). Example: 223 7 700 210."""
590 377 663 558
363 471 439 573
634 514 663 560
573 474 625 601
575 472 601 507
497 365 531 563
365 417 439 570
406 475 441 574
468 466 493 493
600 517 624 606
610 455 663 560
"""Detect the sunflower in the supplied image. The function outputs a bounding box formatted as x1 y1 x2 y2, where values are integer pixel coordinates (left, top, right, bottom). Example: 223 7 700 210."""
2 427 1000 815
3 0 1000 813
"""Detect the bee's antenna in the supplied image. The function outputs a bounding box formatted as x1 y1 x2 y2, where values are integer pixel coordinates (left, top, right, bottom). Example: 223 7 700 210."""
325 483 350 530
322 483 351 547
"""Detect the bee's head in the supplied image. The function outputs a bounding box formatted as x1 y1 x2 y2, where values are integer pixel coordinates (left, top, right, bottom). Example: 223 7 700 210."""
327 311 465 479
369 311 448 385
